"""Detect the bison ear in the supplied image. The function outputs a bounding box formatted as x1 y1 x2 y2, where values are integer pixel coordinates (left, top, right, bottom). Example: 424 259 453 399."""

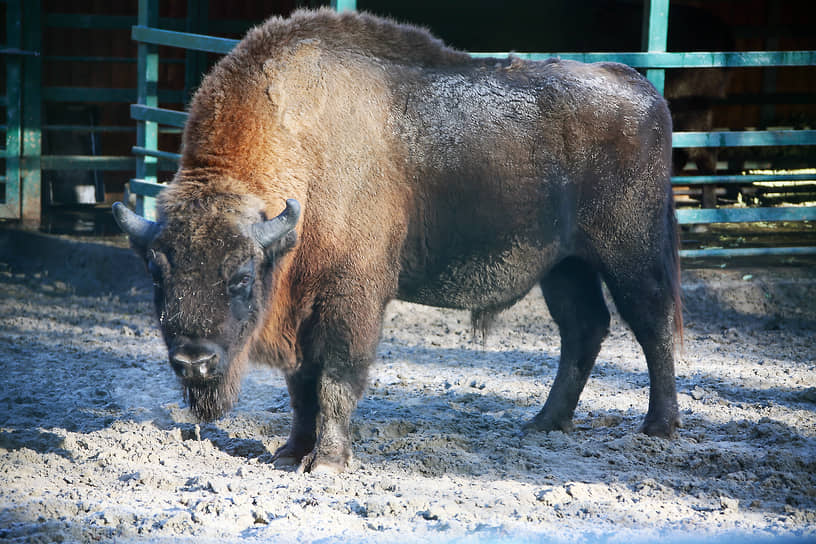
252 199 301 255
112 202 160 250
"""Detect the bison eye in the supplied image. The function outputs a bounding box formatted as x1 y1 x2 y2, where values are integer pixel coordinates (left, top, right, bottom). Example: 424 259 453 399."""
228 258 255 296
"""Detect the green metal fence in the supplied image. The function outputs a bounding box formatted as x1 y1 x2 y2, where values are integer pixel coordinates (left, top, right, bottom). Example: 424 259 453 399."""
0 0 191 226
125 0 816 258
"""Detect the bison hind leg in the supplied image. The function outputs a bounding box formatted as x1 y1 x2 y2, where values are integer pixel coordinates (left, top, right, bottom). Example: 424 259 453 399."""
602 260 681 438
524 258 610 434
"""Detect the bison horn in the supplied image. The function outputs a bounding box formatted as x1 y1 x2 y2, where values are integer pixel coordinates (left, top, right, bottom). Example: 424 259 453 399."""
112 202 160 248
252 198 301 250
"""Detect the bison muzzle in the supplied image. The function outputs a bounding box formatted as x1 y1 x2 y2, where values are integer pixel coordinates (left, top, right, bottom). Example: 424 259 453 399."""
114 9 682 474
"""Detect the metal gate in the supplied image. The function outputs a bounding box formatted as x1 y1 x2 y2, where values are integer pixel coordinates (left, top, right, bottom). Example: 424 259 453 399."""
128 0 816 259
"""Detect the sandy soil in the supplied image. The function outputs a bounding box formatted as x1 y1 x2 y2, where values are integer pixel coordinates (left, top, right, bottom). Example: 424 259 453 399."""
1 232 814 543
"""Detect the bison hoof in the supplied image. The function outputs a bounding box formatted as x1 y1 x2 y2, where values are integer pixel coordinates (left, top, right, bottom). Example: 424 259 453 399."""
522 413 574 435
271 441 312 468
297 450 350 474
639 413 682 438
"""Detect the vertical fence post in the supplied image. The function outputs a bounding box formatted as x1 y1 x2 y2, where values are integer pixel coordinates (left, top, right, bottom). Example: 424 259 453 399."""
331 0 356 12
21 0 42 227
2 0 23 220
643 0 669 95
135 0 159 220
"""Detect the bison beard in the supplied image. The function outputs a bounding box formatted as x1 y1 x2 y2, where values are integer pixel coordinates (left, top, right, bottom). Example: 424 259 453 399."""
183 379 238 423
113 9 682 474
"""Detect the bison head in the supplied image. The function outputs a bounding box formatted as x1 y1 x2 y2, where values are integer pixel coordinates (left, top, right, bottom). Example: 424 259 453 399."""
112 197 300 421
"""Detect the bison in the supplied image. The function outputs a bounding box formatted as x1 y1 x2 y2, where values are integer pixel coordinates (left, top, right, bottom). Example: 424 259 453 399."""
113 8 682 474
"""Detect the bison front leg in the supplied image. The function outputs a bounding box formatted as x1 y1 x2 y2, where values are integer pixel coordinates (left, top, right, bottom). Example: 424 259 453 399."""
295 292 384 474
272 369 319 467
298 371 367 474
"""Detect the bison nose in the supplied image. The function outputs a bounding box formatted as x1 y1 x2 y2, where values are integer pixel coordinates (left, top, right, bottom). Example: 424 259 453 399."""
169 344 218 380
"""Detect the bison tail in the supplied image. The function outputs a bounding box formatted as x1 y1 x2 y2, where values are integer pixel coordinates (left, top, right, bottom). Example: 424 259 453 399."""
471 308 497 346
667 187 684 351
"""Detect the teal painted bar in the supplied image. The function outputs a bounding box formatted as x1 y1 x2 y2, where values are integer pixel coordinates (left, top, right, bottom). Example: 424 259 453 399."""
645 0 668 52
129 178 165 198
130 104 188 127
673 129 816 148
680 246 816 259
676 207 816 224
672 173 816 185
469 50 816 68
41 155 136 170
132 146 182 162
132 25 238 54
644 0 669 94
332 0 356 12
646 67 665 94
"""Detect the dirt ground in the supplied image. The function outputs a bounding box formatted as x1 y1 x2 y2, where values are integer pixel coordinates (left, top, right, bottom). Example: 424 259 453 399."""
1 230 814 543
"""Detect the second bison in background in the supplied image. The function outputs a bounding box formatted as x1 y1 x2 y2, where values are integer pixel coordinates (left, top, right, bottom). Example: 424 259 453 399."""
114 9 682 473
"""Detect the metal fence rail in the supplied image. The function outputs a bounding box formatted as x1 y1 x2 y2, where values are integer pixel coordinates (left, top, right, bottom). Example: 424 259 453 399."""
128 0 816 259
